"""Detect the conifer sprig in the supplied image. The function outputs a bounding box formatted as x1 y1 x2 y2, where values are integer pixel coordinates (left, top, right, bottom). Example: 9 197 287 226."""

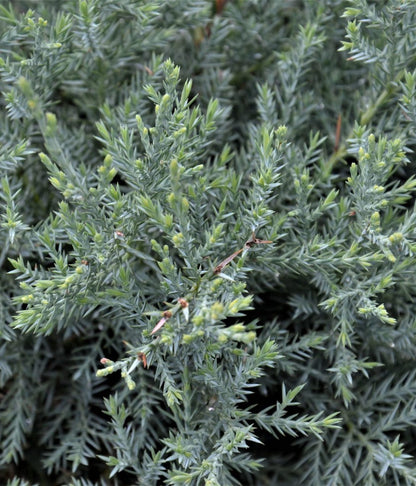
2 1 416 485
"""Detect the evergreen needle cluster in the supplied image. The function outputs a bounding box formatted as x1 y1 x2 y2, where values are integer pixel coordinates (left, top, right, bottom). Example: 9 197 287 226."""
1 1 416 485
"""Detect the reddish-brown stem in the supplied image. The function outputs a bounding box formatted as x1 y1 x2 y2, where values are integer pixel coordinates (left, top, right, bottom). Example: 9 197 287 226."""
213 232 272 273
214 248 244 274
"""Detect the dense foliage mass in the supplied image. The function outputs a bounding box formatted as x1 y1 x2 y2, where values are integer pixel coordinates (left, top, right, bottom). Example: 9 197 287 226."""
1 1 416 485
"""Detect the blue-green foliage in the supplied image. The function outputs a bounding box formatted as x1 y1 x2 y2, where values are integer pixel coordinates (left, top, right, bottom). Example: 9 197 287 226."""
2 1 416 485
